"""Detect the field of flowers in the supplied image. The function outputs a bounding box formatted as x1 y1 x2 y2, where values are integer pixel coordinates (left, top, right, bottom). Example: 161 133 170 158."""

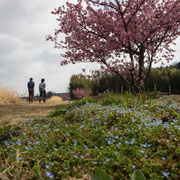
0 94 180 179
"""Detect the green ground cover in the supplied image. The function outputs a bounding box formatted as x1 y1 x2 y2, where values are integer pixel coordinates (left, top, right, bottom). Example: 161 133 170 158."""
0 94 180 179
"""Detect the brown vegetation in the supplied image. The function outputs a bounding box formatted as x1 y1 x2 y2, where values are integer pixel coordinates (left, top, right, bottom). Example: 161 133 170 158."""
0 86 22 105
46 95 63 103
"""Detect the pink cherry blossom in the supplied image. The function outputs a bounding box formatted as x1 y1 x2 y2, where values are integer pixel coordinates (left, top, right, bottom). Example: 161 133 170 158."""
73 88 91 99
47 0 180 92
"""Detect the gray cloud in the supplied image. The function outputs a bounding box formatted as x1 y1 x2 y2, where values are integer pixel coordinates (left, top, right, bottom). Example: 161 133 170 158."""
173 37 180 63
0 0 80 95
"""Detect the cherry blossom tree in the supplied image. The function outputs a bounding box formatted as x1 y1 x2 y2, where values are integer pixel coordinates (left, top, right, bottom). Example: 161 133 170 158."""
47 0 180 92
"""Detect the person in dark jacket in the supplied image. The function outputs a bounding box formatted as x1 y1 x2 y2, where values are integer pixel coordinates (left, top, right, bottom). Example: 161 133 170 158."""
27 78 35 103
39 78 46 103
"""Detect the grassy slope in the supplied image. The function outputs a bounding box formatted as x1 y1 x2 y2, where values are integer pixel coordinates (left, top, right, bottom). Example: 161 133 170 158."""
0 94 180 179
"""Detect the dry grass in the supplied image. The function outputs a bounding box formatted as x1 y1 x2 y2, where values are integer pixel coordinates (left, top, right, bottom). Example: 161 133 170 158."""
0 86 22 105
0 100 71 126
46 95 63 103
0 104 53 126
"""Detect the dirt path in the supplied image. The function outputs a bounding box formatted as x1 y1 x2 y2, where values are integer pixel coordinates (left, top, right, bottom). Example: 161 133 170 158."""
0 101 69 126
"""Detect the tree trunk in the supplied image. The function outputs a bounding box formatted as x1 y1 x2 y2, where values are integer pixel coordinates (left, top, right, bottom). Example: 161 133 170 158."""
138 47 145 93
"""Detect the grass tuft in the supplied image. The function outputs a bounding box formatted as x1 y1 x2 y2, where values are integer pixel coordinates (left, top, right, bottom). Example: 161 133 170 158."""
46 96 63 103
0 86 22 105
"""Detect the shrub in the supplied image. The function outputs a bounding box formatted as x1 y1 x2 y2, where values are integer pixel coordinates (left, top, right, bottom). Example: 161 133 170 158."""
73 88 92 99
69 75 93 99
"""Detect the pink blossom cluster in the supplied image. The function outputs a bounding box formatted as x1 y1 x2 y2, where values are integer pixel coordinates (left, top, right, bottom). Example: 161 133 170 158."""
47 0 180 91
73 88 91 99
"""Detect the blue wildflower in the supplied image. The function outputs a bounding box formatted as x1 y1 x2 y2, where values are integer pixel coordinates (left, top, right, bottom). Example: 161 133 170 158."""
73 140 77 146
131 165 136 168
5 141 9 145
45 165 50 169
18 157 23 160
84 145 89 150
140 149 145 153
116 142 122 147
93 161 98 164
162 172 170 177
45 171 54 179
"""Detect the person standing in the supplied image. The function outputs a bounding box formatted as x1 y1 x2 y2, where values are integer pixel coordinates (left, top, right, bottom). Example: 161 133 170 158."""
39 78 46 103
27 78 35 103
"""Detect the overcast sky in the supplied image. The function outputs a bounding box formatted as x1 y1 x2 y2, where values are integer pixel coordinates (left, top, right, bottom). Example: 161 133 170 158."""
0 0 179 96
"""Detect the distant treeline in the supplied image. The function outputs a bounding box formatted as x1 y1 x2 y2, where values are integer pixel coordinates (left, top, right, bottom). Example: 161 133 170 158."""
69 62 180 98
